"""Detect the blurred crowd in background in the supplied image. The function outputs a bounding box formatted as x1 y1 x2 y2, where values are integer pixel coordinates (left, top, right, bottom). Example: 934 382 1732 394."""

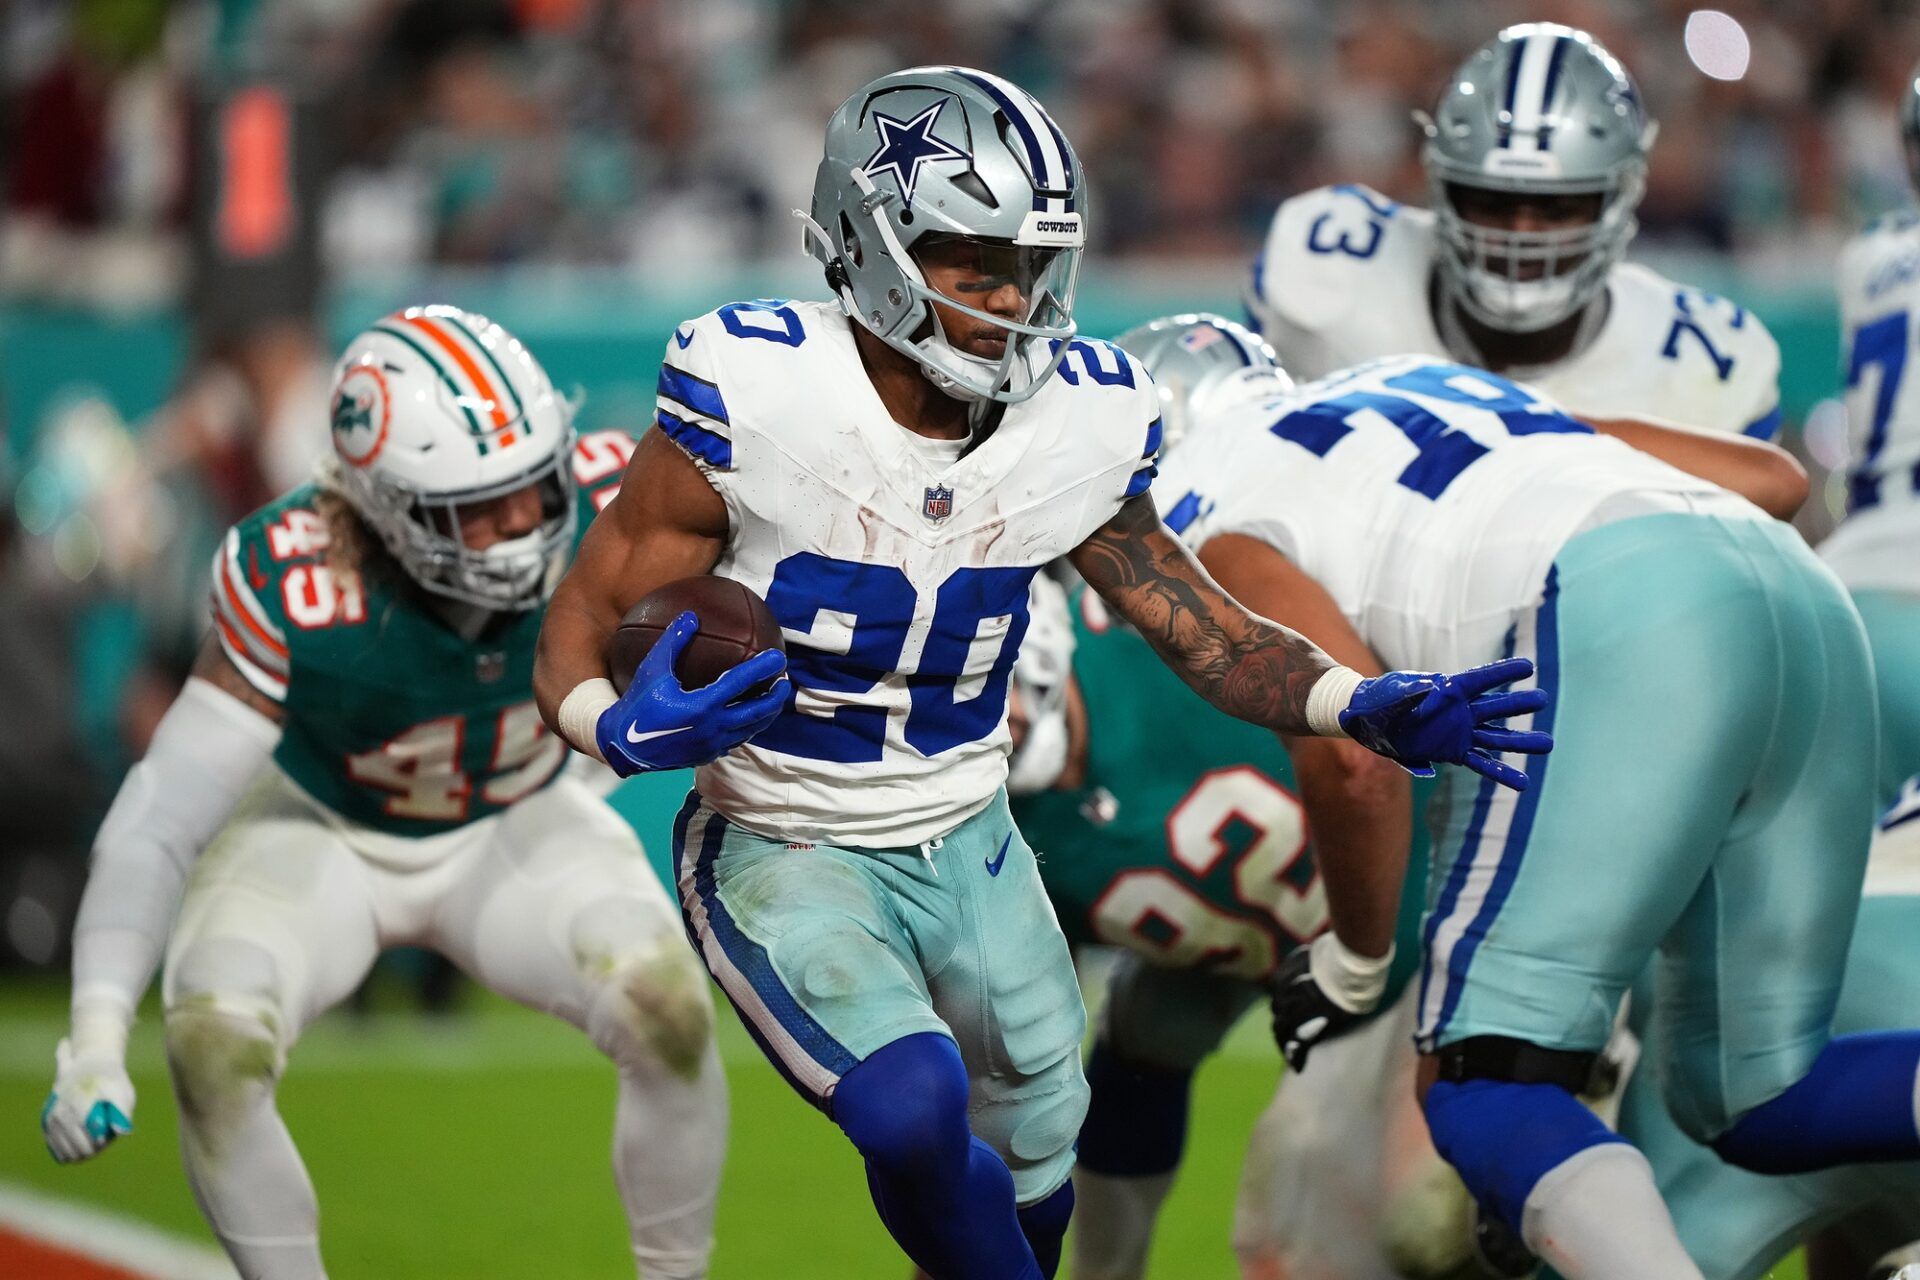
7 0 1920 293
2 0 1918 968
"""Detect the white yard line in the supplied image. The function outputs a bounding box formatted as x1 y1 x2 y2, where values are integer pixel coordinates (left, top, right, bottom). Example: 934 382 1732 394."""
0 1180 237 1280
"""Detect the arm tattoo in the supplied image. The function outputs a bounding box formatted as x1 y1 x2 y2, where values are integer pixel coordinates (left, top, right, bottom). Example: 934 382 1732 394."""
1070 495 1335 734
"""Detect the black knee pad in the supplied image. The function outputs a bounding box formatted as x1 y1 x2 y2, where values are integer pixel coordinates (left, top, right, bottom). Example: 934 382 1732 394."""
1436 1036 1601 1093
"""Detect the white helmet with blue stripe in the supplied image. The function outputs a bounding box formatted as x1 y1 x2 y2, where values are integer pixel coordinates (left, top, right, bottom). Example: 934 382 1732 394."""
1420 24 1656 333
1111 313 1292 452
800 65 1085 404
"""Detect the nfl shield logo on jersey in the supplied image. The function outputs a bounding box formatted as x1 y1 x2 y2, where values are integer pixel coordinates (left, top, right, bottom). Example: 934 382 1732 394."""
923 484 954 523
475 651 507 684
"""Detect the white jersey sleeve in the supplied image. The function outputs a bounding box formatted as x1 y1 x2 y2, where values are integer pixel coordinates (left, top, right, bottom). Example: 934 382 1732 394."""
1156 356 1743 673
1821 212 1920 592
665 300 1162 845
1532 263 1783 440
1245 185 1445 382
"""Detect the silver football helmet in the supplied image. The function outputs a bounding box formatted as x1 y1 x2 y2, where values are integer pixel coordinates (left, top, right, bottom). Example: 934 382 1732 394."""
1420 24 1656 333
1112 313 1292 450
800 65 1086 404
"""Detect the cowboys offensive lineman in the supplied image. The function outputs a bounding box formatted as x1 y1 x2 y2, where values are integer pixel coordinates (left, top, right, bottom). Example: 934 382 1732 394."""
1236 25 1790 1278
40 309 727 1279
1247 23 1781 441
533 66 1545 1280
1157 347 1918 1280
1824 64 1920 806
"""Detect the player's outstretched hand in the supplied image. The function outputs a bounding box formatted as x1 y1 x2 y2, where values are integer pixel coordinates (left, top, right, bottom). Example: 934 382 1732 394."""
1337 658 1550 791
42 1039 134 1163
597 611 789 777
1268 945 1370 1072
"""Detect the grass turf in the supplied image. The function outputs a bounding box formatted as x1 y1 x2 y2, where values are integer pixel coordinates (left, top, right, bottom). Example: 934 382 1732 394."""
0 975 1279 1279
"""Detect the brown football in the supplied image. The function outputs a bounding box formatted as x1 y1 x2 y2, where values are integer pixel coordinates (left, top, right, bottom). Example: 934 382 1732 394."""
608 576 786 695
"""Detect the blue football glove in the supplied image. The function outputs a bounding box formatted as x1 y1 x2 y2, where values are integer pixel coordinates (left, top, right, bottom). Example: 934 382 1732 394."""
1338 657 1552 791
596 611 790 777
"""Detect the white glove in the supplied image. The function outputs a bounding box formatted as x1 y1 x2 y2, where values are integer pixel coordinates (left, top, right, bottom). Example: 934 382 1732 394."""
42 1037 135 1163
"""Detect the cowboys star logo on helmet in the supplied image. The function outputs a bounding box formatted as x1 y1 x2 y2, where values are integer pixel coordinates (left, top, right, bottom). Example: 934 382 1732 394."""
798 66 1088 405
863 101 969 207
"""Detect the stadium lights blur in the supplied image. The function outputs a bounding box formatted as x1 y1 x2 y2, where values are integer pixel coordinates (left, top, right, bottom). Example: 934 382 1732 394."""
1684 9 1751 81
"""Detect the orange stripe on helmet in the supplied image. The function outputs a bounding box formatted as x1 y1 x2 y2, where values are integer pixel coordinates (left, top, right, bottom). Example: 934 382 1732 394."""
403 314 511 432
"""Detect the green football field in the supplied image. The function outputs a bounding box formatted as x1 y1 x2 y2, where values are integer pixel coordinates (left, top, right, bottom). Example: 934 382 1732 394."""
0 973 1283 1279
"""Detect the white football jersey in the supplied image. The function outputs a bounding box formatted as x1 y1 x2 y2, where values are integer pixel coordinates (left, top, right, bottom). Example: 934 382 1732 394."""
1822 211 1920 594
1155 356 1759 673
1246 184 1783 439
656 299 1161 846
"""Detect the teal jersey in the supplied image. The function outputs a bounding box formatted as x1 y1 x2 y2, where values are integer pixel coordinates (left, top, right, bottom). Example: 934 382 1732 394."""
1016 589 1327 982
210 428 638 836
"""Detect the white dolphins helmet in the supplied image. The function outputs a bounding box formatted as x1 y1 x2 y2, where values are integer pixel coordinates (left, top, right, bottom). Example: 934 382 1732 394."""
323 306 576 611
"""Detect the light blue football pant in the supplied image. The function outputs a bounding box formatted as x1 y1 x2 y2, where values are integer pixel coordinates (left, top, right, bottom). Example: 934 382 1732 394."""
1852 589 1920 807
669 789 1089 1203
1416 511 1879 1140
1615 892 1920 1279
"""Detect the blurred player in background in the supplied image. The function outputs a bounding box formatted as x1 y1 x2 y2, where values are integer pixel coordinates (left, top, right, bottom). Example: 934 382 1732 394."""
1000 317 1428 1280
1153 346 1920 1280
1237 24 1789 1279
40 308 726 1280
1825 64 1920 808
534 65 1544 1280
1247 22 1781 442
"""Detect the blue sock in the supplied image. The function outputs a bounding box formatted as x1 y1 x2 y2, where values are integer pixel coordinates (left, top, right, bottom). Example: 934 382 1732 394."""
1017 1180 1074 1279
1712 1032 1920 1174
1423 1078 1628 1233
833 1032 1042 1280
1076 1038 1192 1176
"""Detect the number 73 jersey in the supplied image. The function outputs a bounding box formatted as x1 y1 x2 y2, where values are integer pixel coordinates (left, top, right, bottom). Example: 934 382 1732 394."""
206 429 639 836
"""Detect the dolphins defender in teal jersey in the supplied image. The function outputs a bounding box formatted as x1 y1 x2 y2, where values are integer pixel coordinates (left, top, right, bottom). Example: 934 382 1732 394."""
40 308 726 1280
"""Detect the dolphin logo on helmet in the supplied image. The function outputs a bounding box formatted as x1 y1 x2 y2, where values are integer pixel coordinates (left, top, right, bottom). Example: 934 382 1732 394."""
1418 24 1658 334
320 305 578 612
798 66 1087 405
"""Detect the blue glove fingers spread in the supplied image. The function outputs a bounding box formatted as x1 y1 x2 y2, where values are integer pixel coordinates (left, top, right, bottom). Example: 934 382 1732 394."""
1450 657 1536 698
699 647 789 704
1465 689 1547 721
1463 748 1532 791
1471 726 1554 753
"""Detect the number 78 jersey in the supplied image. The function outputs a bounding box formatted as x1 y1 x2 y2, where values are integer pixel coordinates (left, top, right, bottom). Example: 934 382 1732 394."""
1155 356 1732 673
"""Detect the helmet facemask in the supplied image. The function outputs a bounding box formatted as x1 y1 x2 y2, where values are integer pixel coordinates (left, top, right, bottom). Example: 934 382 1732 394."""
329 391 577 613
1430 176 1639 333
818 168 1080 404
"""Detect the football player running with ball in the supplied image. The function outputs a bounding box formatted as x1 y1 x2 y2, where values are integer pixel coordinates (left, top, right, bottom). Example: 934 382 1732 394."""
41 309 727 1280
534 67 1546 1280
1153 338 1920 1280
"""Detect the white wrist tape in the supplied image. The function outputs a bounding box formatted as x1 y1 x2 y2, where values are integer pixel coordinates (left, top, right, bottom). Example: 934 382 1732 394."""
1305 666 1365 738
70 990 132 1060
558 678 618 762
1308 932 1393 1015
